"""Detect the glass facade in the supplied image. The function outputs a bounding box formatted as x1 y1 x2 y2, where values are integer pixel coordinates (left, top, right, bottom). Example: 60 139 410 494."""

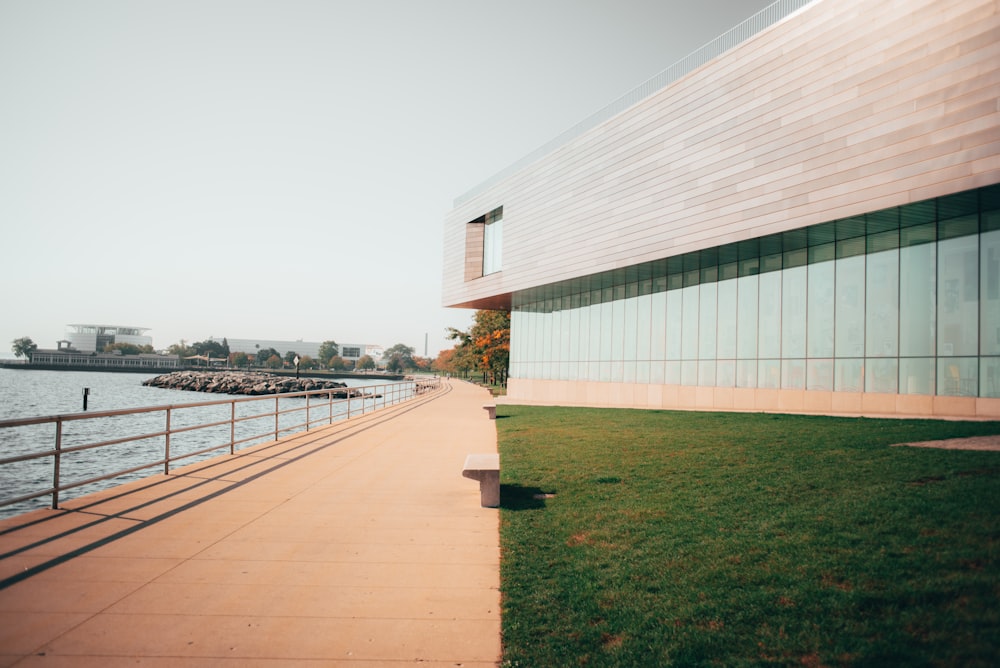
510 185 1000 398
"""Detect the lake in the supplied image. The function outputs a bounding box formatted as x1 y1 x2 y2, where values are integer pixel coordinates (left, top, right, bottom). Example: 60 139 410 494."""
0 368 403 518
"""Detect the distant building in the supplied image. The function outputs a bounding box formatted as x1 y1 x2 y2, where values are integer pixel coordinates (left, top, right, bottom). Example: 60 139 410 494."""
30 348 180 370
66 324 152 353
218 338 382 365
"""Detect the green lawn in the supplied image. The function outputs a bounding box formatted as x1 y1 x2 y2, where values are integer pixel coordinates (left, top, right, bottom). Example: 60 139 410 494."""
496 407 1000 667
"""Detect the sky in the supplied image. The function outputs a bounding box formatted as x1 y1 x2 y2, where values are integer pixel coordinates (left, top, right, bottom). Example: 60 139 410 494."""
0 0 776 359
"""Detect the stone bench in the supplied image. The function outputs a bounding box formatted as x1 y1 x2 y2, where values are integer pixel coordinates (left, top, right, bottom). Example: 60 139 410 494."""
462 453 500 507
483 404 496 419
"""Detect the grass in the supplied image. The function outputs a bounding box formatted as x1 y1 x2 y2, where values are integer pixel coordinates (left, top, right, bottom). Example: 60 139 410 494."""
496 407 1000 667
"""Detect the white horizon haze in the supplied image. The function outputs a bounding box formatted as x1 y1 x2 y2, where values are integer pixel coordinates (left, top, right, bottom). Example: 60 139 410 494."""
1 0 777 359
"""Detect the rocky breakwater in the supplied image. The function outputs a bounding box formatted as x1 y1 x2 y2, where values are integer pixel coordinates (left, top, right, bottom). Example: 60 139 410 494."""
142 371 368 398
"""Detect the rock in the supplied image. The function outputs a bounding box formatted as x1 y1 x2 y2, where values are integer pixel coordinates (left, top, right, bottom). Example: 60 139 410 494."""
143 371 355 397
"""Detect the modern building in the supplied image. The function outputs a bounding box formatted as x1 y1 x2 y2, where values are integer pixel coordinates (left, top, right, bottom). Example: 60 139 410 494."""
29 349 180 370
443 0 1000 419
65 324 153 353
219 338 382 365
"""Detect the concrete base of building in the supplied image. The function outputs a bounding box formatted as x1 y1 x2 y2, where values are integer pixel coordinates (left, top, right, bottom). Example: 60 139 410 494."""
505 378 1000 420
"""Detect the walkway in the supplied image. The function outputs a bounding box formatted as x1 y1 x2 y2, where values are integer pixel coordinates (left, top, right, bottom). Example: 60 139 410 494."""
0 380 501 667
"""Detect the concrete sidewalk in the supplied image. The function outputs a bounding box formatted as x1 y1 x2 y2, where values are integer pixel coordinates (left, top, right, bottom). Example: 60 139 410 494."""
0 379 501 667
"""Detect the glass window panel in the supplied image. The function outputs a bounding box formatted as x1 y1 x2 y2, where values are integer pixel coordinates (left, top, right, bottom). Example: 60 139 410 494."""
835 358 864 392
809 242 835 263
868 229 899 253
717 279 738 359
807 261 835 357
807 359 833 391
483 212 503 275
737 275 759 359
623 295 638 362
699 283 717 360
550 308 561 368
600 300 614 362
901 222 936 247
938 235 978 356
651 291 667 361
938 214 978 240
717 360 735 387
981 229 1000 355
665 361 681 385
698 361 716 386
866 358 898 394
736 360 757 388
636 360 649 384
758 272 782 358
681 360 698 386
937 358 978 397
587 303 604 368
761 253 782 273
650 360 665 384
835 255 866 358
758 359 781 389
899 243 936 356
782 359 806 390
784 248 807 269
682 285 699 360
666 290 683 360
900 358 935 395
981 357 1000 398
599 361 611 383
866 249 899 357
636 292 651 365
782 266 807 359
837 237 866 259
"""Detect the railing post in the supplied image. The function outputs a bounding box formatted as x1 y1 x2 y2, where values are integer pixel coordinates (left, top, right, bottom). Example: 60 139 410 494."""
52 419 62 510
306 394 310 432
164 408 171 475
230 401 236 455
274 397 279 440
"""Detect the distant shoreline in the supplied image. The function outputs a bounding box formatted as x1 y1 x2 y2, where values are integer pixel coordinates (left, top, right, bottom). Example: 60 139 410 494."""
0 361 404 381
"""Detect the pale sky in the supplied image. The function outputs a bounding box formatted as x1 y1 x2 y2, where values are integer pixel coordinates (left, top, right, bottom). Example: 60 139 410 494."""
1 0 776 358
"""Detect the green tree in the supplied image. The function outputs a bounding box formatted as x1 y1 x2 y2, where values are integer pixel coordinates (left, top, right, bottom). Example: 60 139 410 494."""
192 339 228 359
232 352 249 368
469 309 510 383
168 340 194 358
383 343 416 372
255 347 280 367
356 354 375 370
318 340 339 366
11 336 37 361
445 310 510 383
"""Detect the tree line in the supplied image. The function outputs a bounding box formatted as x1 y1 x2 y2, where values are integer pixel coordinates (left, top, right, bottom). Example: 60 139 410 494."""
431 310 510 386
10 309 511 380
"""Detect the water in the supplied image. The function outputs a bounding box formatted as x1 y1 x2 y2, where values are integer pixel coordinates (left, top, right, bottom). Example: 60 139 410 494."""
0 368 404 518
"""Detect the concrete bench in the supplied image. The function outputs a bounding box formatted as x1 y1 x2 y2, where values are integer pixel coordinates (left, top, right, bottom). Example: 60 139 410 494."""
483 404 496 419
462 453 500 507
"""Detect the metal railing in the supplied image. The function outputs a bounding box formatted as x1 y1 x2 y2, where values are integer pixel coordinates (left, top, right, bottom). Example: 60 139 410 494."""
0 378 441 516
455 0 817 205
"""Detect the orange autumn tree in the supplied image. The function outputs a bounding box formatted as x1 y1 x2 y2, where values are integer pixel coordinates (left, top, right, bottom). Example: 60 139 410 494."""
445 309 510 383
